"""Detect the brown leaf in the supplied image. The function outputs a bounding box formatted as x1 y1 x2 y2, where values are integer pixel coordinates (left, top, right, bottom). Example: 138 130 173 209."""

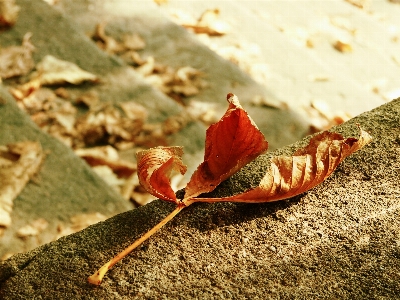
75 146 136 178
183 8 230 36
16 218 48 238
183 93 269 200
92 22 125 54
122 33 146 51
32 55 98 85
188 127 371 205
0 0 19 27
333 40 353 53
89 94 372 285
0 33 34 79
136 146 187 203
0 141 44 228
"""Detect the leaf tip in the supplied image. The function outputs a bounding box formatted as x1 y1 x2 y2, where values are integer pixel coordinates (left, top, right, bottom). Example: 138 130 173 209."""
226 93 242 109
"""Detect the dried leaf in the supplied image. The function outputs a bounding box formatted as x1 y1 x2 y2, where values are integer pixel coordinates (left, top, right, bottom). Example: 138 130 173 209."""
0 0 20 27
0 142 44 228
333 40 353 53
75 90 99 108
186 100 219 125
92 165 126 191
183 8 230 36
122 33 146 51
0 33 34 79
136 146 187 203
119 101 148 121
92 23 125 54
90 94 372 285
190 127 371 204
251 95 288 110
16 218 48 238
183 93 269 199
75 146 136 178
345 0 370 9
32 55 98 85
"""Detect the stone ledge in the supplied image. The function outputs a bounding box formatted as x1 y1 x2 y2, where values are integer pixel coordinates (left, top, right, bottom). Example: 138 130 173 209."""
0 98 399 299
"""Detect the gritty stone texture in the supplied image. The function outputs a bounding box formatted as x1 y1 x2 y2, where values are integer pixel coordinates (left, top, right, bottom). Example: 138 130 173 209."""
0 98 399 299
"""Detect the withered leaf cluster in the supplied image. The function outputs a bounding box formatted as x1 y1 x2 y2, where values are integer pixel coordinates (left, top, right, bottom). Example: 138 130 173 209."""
5 50 193 206
91 23 207 104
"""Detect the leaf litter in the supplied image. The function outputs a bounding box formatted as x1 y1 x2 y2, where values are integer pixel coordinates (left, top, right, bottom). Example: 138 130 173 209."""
3 35 201 208
88 93 371 285
0 141 44 234
90 23 207 105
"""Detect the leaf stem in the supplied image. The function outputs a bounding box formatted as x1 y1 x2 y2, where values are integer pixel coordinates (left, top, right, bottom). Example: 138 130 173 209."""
88 204 186 285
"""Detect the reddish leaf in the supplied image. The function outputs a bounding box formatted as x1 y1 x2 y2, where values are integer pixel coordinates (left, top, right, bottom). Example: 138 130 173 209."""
89 94 372 286
183 93 269 200
187 127 372 205
136 146 187 204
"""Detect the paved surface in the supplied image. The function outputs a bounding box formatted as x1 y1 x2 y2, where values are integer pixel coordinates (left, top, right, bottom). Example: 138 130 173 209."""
0 0 400 298
1 96 399 299
158 0 400 115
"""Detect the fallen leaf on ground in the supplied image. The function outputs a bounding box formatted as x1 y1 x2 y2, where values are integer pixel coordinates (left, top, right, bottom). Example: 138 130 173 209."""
75 146 139 200
75 90 99 108
137 146 187 203
75 146 136 178
0 141 44 230
0 33 34 79
90 24 206 103
89 93 372 285
32 55 98 85
345 0 370 9
183 8 230 36
92 22 126 54
16 218 48 238
134 56 207 103
185 100 219 125
251 95 288 110
91 23 146 54
153 0 168 5
0 0 19 27
307 74 330 82
305 100 352 133
183 93 269 199
333 40 353 53
190 127 371 204
122 33 146 51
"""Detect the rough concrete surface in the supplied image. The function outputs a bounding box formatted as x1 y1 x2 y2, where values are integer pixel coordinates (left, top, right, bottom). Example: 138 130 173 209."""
0 98 399 299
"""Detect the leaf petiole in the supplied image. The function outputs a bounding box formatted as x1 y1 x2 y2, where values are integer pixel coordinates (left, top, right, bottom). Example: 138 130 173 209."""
88 203 187 285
